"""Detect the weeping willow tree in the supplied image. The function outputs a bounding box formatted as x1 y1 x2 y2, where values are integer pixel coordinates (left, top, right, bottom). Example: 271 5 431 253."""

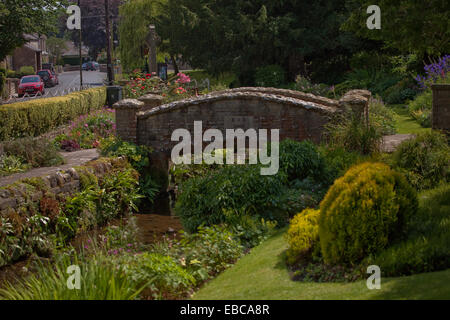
118 0 165 71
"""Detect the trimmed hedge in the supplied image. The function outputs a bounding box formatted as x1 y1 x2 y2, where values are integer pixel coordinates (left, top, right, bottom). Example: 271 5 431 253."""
0 87 107 140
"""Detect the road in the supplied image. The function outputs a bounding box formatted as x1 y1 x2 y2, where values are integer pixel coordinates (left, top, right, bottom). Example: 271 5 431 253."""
47 70 106 94
1 71 107 104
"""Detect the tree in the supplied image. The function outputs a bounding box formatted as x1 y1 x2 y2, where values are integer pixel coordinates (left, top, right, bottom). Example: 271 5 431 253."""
0 0 65 62
155 0 363 85
343 0 450 59
47 36 68 64
67 0 122 59
118 0 164 71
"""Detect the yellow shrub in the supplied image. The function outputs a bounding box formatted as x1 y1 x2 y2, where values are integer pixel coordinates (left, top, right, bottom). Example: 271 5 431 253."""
0 87 106 140
286 208 320 264
319 162 418 265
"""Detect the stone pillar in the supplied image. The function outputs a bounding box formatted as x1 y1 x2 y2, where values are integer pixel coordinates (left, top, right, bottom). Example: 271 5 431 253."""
339 90 371 124
432 84 450 134
138 94 164 112
112 99 144 143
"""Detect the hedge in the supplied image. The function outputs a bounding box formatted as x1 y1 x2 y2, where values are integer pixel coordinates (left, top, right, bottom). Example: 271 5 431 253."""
0 87 107 141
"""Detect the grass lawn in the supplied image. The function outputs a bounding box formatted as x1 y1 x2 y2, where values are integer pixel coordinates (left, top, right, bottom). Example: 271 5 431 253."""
389 104 431 135
193 230 450 300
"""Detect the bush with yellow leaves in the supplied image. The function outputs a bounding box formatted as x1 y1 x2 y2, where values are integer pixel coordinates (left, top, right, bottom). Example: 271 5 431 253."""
318 162 418 265
286 208 320 265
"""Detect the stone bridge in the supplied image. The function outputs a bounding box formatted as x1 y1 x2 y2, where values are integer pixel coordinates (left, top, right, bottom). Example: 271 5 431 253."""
113 87 371 152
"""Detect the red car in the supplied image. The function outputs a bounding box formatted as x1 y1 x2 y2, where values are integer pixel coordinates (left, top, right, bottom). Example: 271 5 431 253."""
37 69 58 87
18 75 45 97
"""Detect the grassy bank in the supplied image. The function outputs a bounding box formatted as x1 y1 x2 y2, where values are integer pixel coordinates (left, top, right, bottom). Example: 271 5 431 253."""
193 230 450 300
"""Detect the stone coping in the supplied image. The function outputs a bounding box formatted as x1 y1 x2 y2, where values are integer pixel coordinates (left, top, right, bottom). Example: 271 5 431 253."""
213 87 340 108
137 91 338 119
431 84 450 90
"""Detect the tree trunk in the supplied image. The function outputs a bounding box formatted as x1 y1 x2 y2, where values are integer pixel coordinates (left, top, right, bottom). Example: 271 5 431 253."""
171 55 179 74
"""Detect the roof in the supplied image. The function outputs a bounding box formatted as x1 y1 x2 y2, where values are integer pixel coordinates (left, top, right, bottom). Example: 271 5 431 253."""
61 41 89 57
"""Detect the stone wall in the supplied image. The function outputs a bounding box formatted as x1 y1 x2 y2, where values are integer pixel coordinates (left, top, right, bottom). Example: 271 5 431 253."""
113 88 371 153
0 158 121 215
432 84 450 134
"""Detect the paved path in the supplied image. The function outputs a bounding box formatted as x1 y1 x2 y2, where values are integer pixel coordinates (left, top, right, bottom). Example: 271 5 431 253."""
0 149 100 188
381 134 415 153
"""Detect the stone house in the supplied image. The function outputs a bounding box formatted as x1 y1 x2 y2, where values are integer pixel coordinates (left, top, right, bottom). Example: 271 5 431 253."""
2 34 49 73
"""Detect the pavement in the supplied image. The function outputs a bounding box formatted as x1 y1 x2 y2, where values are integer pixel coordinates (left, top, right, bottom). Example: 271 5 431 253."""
0 149 100 188
381 134 415 153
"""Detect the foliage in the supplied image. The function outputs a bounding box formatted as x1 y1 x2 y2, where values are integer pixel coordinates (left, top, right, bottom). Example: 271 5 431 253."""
133 0 363 85
294 75 332 97
278 139 327 182
118 0 164 71
175 164 288 233
99 136 159 203
343 0 450 57
325 112 383 155
54 108 116 150
18 66 35 77
368 97 396 135
415 55 450 90
0 158 141 267
123 71 196 102
365 184 450 276
389 131 450 190
319 162 418 265
286 209 320 265
336 68 401 98
0 154 30 177
0 87 107 140
224 214 277 250
319 145 364 183
254 65 286 88
0 0 64 62
0 252 144 300
124 252 196 300
3 136 64 168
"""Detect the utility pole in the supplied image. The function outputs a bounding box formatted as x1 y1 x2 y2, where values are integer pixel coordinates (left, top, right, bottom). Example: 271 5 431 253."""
78 0 83 89
105 0 114 85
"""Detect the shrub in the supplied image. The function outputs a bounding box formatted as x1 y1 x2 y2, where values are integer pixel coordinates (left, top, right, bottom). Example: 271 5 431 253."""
408 90 433 128
390 131 450 190
286 209 320 265
254 65 286 88
325 112 383 155
0 87 106 140
175 225 243 281
3 137 64 168
365 184 450 276
99 137 159 203
0 154 30 177
294 75 331 97
279 139 327 182
368 97 396 135
18 66 35 77
319 162 418 265
175 164 287 233
383 78 418 104
125 253 196 300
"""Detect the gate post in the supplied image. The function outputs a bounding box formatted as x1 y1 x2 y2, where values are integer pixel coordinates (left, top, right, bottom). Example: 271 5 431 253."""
112 99 144 144
432 84 450 135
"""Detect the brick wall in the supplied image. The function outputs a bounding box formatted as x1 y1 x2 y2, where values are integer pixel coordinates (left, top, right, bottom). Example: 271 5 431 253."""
113 88 370 154
432 84 450 134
